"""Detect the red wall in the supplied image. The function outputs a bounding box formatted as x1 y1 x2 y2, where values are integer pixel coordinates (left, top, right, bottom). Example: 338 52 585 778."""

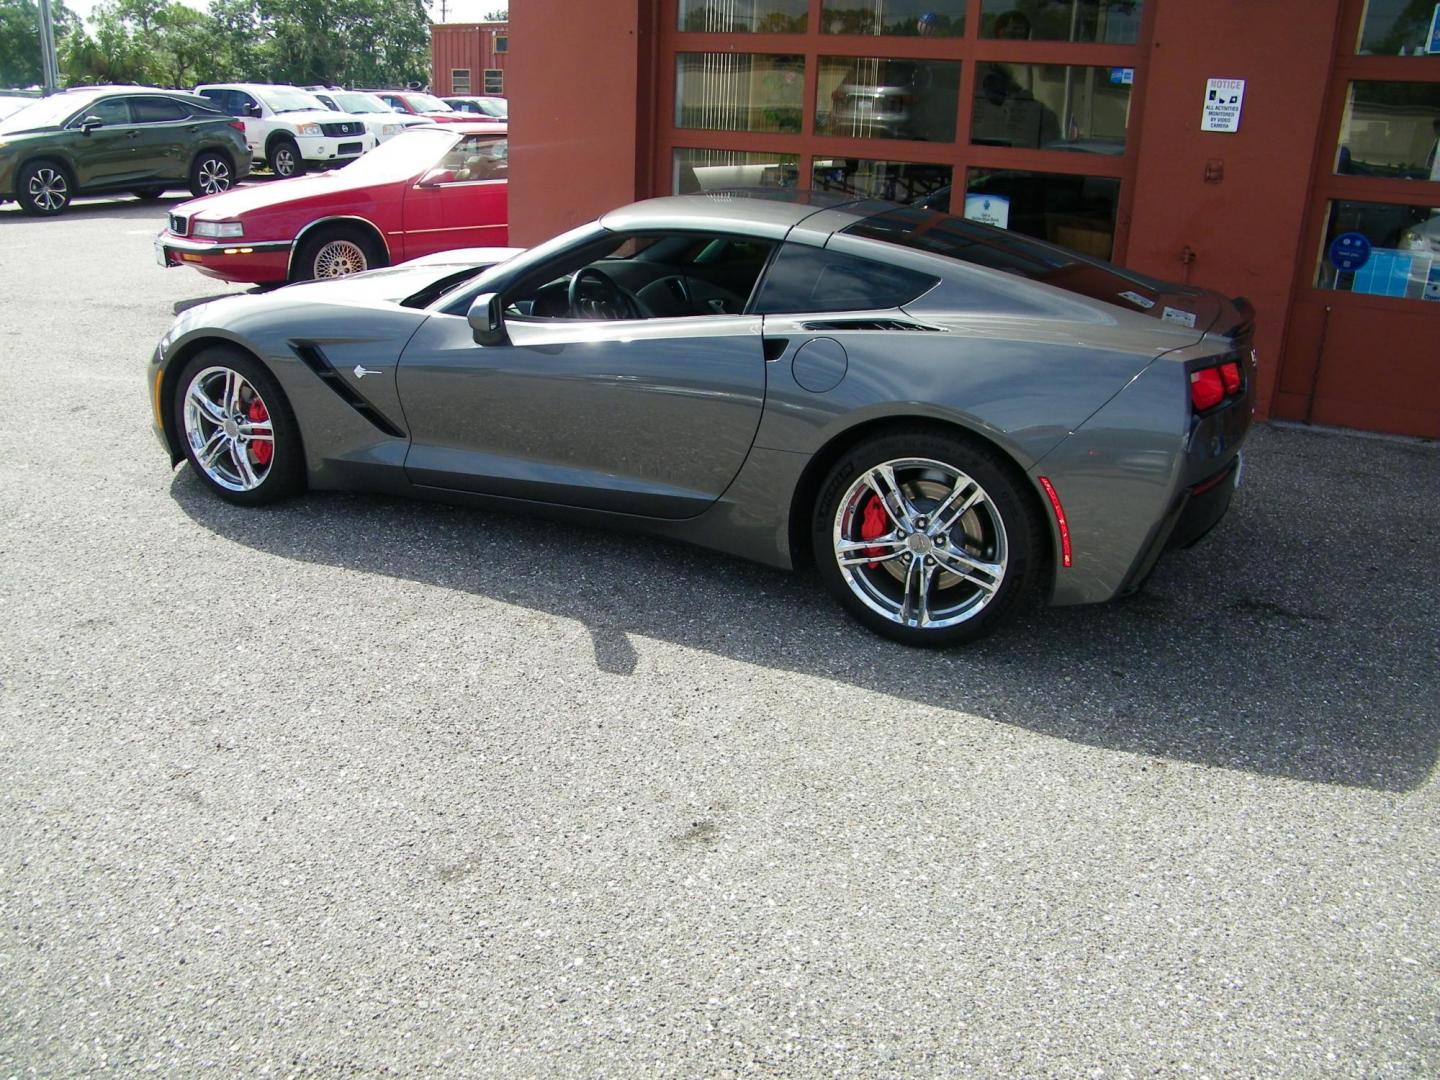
431 22 509 97
507 2 654 246
1124 0 1342 418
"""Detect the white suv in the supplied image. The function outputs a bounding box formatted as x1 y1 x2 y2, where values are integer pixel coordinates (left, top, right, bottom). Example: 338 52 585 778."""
308 88 429 144
194 83 376 177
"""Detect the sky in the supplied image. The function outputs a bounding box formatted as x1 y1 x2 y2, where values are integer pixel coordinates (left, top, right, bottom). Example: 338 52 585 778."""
62 0 505 27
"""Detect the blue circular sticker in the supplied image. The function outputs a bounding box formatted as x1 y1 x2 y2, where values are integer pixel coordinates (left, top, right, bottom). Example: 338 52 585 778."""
1329 231 1371 272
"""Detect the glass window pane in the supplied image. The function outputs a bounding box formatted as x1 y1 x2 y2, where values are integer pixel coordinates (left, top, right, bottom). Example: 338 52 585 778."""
972 63 1132 152
678 0 808 32
676 53 805 133
964 167 1120 259
1316 200 1440 301
811 158 953 204
821 1 965 37
1356 0 1440 55
980 1 1143 43
819 56 962 142
674 148 800 193
1337 82 1440 180
754 243 940 313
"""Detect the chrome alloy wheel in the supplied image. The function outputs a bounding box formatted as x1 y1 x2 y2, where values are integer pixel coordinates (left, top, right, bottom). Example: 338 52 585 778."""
832 457 1009 630
197 157 231 194
27 167 68 212
312 239 368 278
182 366 275 492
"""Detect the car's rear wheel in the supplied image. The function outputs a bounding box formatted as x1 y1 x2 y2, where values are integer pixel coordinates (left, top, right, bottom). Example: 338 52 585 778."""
267 137 304 178
812 430 1044 646
189 151 233 197
292 225 385 282
173 347 304 506
17 160 72 216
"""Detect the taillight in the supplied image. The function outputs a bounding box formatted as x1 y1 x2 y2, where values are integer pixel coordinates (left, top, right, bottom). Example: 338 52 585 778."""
229 120 245 131
1219 361 1241 394
1189 368 1225 412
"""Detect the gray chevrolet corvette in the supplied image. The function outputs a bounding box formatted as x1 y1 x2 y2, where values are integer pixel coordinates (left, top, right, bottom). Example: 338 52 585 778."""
149 191 1254 645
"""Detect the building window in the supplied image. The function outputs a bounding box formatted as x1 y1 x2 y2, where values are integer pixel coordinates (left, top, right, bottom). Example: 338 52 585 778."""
678 0 807 33
675 53 806 134
484 69 504 94
1336 82 1440 179
1317 200 1440 301
811 158 952 204
452 69 471 94
821 1 965 37
963 167 1122 260
973 63 1133 153
1356 0 1440 55
673 148 799 193
494 34 508 53
818 56 962 142
979 0 1143 44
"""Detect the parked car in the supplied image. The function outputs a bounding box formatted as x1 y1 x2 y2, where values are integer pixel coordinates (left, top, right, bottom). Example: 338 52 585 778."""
147 191 1255 646
367 90 471 124
0 86 249 216
194 83 376 178
155 123 507 284
442 95 507 120
307 88 429 142
0 92 39 122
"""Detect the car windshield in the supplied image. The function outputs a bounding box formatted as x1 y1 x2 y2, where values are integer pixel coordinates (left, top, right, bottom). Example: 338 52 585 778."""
0 91 97 133
472 99 506 118
256 86 327 114
407 93 455 114
333 126 458 182
333 92 395 115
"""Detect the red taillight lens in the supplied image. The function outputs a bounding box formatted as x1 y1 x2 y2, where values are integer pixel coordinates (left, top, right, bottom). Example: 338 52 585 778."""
1189 368 1225 412
1219 361 1241 394
229 120 245 131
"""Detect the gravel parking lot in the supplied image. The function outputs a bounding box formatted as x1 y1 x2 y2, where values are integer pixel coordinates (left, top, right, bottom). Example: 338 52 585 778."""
2 193 1438 1078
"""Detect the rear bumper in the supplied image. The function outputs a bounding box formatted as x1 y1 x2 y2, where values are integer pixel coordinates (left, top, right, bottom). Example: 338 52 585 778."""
156 232 293 284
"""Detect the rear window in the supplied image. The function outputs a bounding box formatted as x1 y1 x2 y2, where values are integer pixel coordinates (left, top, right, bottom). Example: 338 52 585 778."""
753 242 939 314
843 205 1167 313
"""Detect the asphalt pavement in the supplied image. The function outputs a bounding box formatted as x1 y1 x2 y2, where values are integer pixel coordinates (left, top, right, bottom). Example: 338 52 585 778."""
1 193 1437 1078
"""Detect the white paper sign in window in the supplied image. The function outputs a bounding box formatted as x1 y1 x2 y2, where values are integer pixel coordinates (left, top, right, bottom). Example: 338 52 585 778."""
1202 78 1245 133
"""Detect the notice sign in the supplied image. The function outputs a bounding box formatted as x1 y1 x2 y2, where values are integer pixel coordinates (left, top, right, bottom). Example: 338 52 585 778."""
1202 78 1245 133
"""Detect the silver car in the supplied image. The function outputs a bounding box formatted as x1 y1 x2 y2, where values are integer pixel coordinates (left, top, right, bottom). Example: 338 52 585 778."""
148 192 1254 646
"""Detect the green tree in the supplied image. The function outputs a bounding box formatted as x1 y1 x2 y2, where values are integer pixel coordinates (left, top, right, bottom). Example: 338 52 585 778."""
0 0 78 88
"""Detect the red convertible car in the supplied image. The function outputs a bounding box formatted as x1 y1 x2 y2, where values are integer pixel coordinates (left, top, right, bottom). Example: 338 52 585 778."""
156 123 507 284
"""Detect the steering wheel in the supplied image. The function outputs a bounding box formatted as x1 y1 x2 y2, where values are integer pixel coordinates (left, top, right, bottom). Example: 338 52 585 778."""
568 266 641 320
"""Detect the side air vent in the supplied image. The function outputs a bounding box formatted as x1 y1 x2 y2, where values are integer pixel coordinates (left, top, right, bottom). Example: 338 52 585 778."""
292 344 406 438
799 319 942 332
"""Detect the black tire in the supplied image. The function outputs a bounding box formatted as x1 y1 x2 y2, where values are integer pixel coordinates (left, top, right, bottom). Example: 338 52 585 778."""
131 186 167 200
172 346 305 507
16 159 72 216
267 137 305 178
811 428 1046 647
291 224 386 282
188 150 234 197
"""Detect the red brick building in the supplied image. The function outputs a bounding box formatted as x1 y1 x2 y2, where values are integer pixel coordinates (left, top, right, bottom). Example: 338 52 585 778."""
503 2 1440 439
430 21 510 97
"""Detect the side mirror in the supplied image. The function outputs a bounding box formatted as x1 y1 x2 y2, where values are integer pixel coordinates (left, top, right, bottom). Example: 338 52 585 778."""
244 102 262 118
468 292 507 346
79 115 104 133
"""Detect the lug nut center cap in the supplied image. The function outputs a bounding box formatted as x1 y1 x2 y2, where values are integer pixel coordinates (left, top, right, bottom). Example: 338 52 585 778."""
222 418 240 439
905 533 934 556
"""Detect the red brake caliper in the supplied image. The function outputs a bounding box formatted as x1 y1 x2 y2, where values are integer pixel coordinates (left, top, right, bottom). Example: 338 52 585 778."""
247 397 272 466
859 494 890 567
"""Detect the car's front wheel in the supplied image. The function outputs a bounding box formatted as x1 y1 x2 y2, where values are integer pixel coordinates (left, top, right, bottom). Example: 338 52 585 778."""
267 138 304 178
173 347 304 506
292 225 385 282
812 430 1044 646
189 151 233 197
17 159 72 216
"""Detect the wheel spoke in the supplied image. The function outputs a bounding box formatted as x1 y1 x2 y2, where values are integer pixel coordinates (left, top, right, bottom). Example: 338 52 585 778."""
188 386 227 424
899 556 937 628
929 479 984 534
862 464 915 530
933 547 1004 595
835 534 907 567
229 441 259 487
238 423 272 440
225 371 244 415
198 431 230 471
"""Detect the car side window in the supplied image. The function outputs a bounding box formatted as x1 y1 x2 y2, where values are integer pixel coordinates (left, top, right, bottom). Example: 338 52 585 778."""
74 97 132 127
752 243 939 314
131 97 187 124
504 232 777 322
434 135 507 181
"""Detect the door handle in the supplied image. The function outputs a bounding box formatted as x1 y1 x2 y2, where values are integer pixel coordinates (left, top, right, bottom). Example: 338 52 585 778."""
126 130 140 139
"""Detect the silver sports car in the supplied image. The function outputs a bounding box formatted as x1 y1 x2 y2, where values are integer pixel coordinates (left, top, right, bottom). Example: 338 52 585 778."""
149 192 1254 645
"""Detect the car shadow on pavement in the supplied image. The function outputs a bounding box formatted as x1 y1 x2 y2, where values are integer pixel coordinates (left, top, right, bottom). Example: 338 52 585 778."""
169 423 1440 793
0 194 189 221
